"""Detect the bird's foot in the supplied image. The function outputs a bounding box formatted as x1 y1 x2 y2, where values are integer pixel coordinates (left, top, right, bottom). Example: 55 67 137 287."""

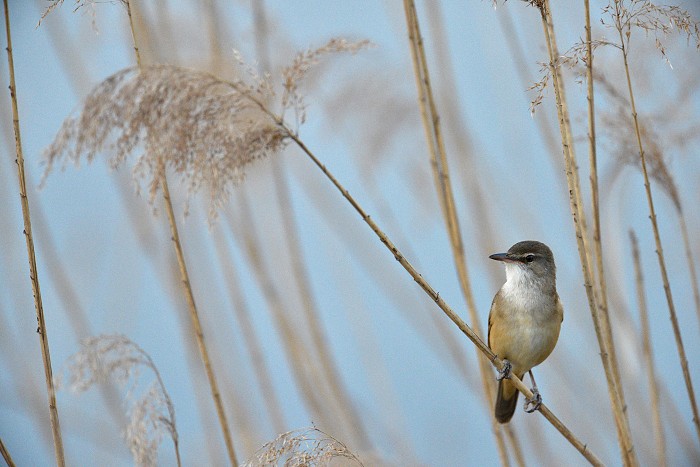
524 388 542 413
496 360 512 381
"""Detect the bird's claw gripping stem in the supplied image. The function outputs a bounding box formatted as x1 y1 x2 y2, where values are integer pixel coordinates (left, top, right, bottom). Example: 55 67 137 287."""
496 359 512 381
524 388 542 413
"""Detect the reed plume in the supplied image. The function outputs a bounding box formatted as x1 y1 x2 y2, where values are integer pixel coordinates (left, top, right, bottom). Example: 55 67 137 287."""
241 427 363 467
55 334 181 467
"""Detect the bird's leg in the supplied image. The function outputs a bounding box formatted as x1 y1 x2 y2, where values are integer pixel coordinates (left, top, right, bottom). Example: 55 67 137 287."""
496 359 512 381
524 370 542 413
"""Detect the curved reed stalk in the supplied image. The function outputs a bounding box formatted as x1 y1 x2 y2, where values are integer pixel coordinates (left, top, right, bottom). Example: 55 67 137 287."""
3 2 65 465
41 51 603 464
402 1 513 465
583 1 635 461
611 0 700 444
282 127 604 466
124 2 238 463
534 1 637 464
629 230 667 467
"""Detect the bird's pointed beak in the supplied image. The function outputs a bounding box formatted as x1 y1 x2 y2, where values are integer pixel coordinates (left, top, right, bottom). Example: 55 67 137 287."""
489 252 516 263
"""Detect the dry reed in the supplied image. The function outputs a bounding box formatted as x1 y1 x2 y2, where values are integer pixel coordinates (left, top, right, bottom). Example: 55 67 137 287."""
3 1 66 465
55 334 181 467
0 437 16 467
241 427 363 467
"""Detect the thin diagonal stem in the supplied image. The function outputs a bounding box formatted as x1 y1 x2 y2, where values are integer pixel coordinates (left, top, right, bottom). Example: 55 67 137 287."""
161 176 237 464
613 0 700 444
402 1 512 465
0 436 16 467
213 66 604 465
284 127 603 466
3 2 65 465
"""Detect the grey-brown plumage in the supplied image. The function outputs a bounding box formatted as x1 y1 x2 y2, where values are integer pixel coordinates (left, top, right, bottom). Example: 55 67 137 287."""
488 241 563 423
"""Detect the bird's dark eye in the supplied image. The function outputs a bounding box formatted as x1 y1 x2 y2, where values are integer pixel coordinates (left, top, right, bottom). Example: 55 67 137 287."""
525 254 535 263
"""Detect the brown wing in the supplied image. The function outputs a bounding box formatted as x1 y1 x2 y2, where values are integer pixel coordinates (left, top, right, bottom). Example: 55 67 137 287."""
487 292 499 349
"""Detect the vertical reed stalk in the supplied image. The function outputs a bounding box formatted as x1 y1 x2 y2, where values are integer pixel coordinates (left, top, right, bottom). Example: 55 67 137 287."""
161 176 235 464
0 436 16 467
583 0 633 457
402 1 512 465
3 2 65 465
629 230 667 467
612 0 700 443
537 1 637 464
124 2 237 463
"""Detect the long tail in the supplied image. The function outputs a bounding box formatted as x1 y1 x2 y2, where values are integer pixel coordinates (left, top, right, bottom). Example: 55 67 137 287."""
495 377 520 423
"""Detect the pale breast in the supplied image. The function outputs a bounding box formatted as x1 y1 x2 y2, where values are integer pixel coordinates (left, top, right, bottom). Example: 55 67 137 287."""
488 288 562 376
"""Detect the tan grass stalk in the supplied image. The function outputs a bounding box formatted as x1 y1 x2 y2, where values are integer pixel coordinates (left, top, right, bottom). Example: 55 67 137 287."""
611 0 700 443
534 1 637 464
582 1 633 459
402 1 512 465
0 436 16 467
546 3 627 416
2 2 66 465
597 70 700 336
160 176 237 464
125 2 237 463
629 230 667 467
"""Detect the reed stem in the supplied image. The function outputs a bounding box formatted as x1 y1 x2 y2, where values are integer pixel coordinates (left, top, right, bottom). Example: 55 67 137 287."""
283 127 604 466
3 2 65 465
0 436 16 467
125 2 238 463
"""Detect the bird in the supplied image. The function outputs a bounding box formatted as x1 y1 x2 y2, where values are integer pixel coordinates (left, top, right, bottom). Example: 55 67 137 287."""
487 240 563 423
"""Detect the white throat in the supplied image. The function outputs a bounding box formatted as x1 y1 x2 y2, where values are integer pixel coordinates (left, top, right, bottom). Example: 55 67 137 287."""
501 262 554 308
